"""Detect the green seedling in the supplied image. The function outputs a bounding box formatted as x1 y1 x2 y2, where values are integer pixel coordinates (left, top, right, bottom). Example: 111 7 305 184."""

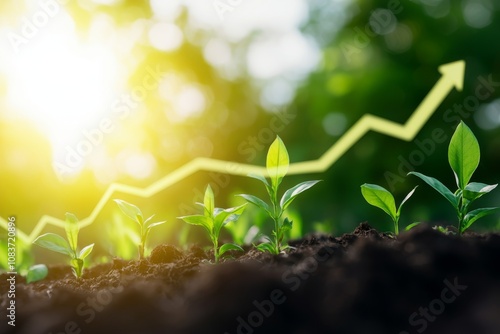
178 185 246 263
26 264 48 283
114 199 166 260
361 184 418 235
409 121 499 235
33 213 94 278
238 136 321 254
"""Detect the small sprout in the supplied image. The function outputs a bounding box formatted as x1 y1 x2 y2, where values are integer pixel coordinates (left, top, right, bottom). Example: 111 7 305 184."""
238 136 321 254
114 199 166 260
409 121 499 234
33 213 94 278
26 264 48 283
178 185 246 263
405 222 422 232
361 184 417 235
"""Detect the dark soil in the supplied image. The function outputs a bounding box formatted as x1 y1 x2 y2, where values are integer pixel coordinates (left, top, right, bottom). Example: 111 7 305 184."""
2 223 500 334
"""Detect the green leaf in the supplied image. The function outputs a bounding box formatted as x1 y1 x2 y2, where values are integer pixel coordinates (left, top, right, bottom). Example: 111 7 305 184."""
219 243 244 256
248 173 270 187
280 180 321 210
281 217 293 232
26 264 48 284
256 242 276 254
463 182 497 202
214 204 247 236
204 185 215 217
360 184 397 221
238 194 271 216
397 186 418 216
405 222 422 231
78 243 94 260
448 122 480 189
178 215 211 228
65 212 79 253
266 136 289 190
146 220 167 231
462 207 500 233
33 233 71 256
408 172 458 209
114 199 143 225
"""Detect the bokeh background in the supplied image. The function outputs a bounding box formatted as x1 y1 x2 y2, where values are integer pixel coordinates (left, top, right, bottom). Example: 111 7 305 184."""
1 0 500 267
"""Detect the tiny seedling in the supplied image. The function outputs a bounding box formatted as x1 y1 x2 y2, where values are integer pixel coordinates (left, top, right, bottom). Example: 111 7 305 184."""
26 264 48 283
114 199 166 260
409 121 499 235
33 213 94 278
238 136 321 254
178 185 246 263
361 184 417 235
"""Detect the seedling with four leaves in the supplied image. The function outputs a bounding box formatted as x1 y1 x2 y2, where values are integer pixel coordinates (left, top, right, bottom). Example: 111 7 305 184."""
114 199 166 259
238 136 321 254
409 121 499 235
33 213 94 278
178 185 247 263
360 184 417 235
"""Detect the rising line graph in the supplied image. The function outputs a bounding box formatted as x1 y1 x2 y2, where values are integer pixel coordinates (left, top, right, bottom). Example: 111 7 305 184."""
0 61 465 244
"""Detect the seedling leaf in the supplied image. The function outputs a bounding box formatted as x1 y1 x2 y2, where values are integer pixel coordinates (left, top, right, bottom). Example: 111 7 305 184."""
26 264 48 284
463 182 498 201
219 243 244 256
405 222 422 231
204 185 215 217
178 215 210 230
256 242 275 253
147 221 167 231
448 122 480 189
280 180 322 211
397 186 418 216
408 172 458 208
33 233 71 256
360 184 397 221
65 213 79 252
267 136 289 190
237 194 271 216
114 199 143 224
462 207 500 233
78 243 94 260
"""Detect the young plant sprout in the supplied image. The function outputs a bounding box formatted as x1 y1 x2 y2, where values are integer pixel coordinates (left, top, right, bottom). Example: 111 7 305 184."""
238 136 321 254
409 121 499 235
361 184 418 235
114 199 167 260
178 185 246 263
33 213 94 278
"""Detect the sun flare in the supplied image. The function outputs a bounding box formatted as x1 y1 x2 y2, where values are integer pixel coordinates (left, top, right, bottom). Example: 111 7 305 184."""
4 10 125 171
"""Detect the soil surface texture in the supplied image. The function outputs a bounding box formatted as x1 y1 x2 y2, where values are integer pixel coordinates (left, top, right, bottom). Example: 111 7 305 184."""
2 223 500 334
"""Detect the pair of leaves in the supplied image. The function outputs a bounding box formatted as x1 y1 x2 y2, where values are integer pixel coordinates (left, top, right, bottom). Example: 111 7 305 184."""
360 184 417 232
32 213 94 278
178 185 246 260
114 199 167 240
240 178 321 217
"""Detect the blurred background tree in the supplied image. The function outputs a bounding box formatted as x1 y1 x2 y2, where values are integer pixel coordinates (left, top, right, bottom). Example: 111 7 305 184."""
0 0 499 263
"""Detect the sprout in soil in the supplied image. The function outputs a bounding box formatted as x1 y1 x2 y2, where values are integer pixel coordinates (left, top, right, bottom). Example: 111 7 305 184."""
238 136 321 254
409 121 499 235
33 213 94 278
361 184 418 235
114 199 166 260
178 184 247 263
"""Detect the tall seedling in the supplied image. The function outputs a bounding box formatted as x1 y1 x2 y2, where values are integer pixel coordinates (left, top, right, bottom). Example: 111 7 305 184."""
409 121 499 234
239 136 321 254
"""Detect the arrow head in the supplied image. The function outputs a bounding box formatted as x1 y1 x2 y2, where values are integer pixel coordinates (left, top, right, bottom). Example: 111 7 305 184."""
439 60 465 91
